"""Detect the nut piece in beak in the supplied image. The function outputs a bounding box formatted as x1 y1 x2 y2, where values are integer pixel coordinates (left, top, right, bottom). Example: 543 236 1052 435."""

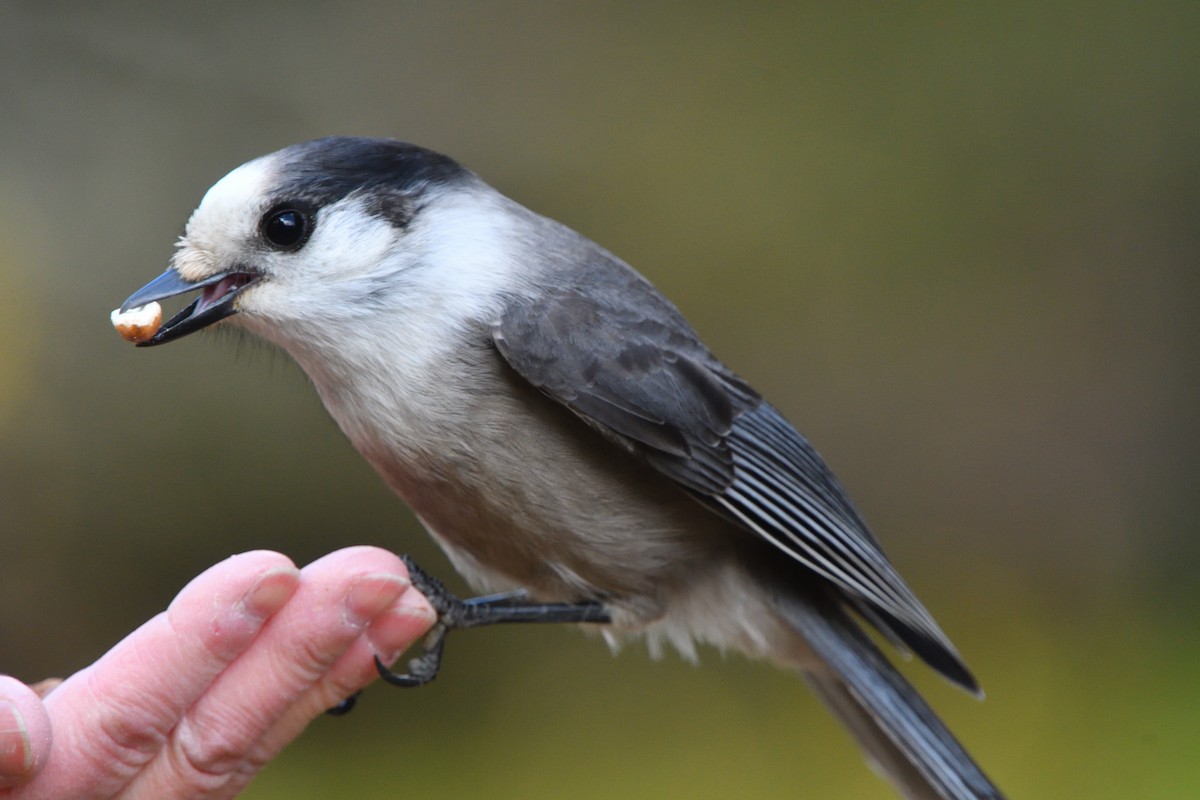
110 302 163 343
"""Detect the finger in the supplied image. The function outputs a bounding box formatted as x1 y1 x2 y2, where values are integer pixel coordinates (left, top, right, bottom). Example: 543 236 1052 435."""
251 576 435 759
0 676 52 789
128 547 415 799
35 551 299 799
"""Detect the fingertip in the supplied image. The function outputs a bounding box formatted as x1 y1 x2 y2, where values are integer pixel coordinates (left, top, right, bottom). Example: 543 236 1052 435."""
241 566 302 620
396 582 437 619
303 546 409 577
366 603 436 667
365 582 437 664
169 551 298 618
0 676 51 788
223 550 299 575
343 573 410 625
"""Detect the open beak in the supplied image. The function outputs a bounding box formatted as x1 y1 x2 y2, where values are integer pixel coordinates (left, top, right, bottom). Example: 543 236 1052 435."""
120 268 259 346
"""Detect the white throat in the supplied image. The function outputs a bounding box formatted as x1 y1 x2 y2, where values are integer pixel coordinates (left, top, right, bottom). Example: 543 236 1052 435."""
234 188 529 462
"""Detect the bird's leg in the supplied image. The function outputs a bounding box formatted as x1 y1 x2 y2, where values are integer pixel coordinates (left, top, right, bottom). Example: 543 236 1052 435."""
374 555 611 687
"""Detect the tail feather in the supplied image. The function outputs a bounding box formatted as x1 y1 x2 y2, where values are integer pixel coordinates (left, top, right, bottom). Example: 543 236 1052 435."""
779 593 1004 800
806 674 945 799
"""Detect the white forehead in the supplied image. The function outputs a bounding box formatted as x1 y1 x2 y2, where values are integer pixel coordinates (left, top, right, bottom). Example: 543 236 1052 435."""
200 154 277 211
174 154 278 281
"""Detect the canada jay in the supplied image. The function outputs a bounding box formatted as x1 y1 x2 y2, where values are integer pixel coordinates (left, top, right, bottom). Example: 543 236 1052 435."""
119 137 1003 799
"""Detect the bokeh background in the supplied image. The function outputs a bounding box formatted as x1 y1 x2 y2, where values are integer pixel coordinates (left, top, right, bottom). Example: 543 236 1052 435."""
1 3 1196 798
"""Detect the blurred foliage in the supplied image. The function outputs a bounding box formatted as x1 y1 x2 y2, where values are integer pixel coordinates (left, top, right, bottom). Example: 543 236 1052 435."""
1 2 1197 798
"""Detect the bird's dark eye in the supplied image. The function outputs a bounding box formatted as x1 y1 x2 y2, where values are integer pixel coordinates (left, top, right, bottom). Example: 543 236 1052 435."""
260 205 313 250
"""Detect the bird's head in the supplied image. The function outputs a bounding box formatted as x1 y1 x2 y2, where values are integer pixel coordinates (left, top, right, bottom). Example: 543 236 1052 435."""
118 137 517 353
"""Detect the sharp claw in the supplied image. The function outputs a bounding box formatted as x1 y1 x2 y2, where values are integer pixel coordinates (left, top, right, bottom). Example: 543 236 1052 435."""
325 691 362 716
375 633 446 687
374 655 431 687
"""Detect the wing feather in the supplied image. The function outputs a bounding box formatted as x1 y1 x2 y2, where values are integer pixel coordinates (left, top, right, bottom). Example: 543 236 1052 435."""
492 278 975 691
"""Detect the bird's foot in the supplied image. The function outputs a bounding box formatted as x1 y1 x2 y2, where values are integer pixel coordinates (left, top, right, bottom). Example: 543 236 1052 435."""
373 555 611 687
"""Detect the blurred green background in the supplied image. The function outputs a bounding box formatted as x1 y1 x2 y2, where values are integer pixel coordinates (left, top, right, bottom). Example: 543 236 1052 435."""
1 3 1197 798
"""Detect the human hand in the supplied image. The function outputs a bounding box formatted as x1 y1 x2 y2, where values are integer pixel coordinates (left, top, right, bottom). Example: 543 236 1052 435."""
0 547 435 799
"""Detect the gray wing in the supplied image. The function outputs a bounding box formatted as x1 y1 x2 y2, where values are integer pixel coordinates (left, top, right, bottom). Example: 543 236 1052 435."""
492 274 976 692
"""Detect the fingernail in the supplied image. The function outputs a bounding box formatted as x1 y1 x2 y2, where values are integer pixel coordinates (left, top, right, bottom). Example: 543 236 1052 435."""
367 607 433 665
397 582 436 617
0 700 32 777
344 573 408 624
241 567 299 619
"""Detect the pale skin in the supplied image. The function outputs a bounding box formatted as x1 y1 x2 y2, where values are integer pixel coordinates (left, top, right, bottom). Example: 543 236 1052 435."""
0 547 436 799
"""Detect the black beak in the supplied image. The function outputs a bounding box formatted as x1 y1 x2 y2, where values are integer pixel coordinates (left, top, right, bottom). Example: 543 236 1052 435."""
120 268 259 347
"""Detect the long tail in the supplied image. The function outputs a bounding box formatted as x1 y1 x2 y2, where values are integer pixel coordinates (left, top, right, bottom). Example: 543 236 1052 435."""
777 593 1005 800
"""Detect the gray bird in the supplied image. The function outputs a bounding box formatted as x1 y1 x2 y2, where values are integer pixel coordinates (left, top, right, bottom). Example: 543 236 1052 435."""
119 137 1003 800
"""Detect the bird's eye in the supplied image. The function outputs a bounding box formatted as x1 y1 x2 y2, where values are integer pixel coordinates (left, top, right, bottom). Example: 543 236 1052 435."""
260 206 312 250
